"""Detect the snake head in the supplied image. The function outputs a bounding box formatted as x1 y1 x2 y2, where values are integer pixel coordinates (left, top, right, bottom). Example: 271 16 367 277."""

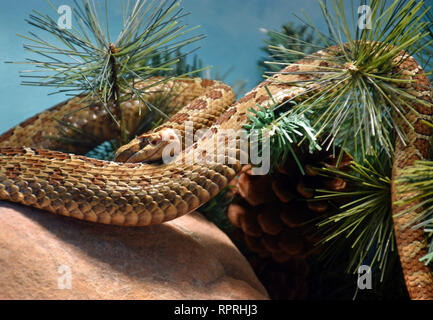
114 128 180 163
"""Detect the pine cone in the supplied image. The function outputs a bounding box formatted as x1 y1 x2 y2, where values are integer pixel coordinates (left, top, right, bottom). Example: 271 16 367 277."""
227 150 351 299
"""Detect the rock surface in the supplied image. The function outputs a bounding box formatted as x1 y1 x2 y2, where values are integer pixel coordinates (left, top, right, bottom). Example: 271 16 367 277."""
0 201 268 299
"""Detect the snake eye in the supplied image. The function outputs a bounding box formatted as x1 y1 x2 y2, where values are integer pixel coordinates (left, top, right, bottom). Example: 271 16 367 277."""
138 136 149 148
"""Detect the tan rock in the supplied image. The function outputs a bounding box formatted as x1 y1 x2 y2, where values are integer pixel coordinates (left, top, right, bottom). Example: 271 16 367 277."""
0 201 268 300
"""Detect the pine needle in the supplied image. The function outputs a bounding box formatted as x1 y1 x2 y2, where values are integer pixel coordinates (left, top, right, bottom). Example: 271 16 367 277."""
264 0 433 162
315 151 395 280
244 92 321 174
6 0 206 145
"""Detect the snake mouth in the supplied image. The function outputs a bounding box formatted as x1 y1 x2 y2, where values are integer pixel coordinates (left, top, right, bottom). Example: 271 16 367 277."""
114 145 161 163
125 144 164 163
117 129 181 163
113 133 167 163
114 148 137 162
113 137 147 162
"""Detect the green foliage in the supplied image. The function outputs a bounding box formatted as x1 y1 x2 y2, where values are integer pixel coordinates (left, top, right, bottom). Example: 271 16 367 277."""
395 160 433 265
354 2 433 267
264 0 433 161
251 0 433 284
396 160 433 230
8 0 205 144
315 151 395 279
244 91 321 175
12 0 204 95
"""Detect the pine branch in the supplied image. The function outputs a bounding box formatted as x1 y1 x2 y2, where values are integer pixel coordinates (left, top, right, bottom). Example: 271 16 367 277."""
394 161 433 265
250 0 433 285
315 151 395 280
244 90 321 174
262 0 433 162
6 0 206 144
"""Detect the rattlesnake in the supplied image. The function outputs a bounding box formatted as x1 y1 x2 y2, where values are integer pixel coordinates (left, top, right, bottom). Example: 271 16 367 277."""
0 47 432 299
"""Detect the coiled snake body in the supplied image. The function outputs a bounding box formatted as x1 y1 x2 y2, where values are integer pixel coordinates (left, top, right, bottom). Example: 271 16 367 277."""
0 47 432 299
